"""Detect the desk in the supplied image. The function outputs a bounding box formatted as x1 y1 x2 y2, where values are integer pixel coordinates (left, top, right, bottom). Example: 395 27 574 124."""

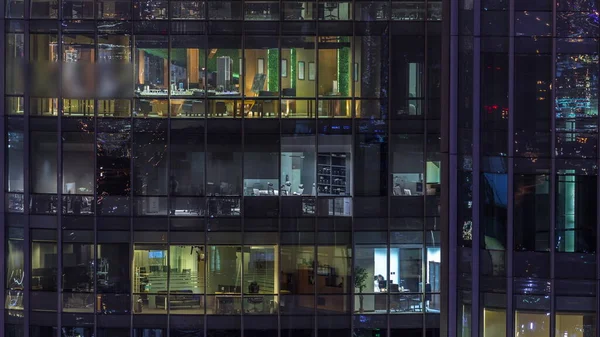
214 293 242 314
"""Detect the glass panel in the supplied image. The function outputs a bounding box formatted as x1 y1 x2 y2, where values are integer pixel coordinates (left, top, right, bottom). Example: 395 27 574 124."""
134 0 168 19
97 243 130 294
245 1 279 20
391 134 423 196
171 36 206 98
133 244 168 314
282 2 315 20
354 245 387 313
62 240 95 312
556 312 596 337
244 36 279 98
135 36 169 98
63 129 95 197
30 34 59 101
243 246 277 296
207 245 243 295
171 1 206 19
318 36 352 98
281 135 316 196
244 134 279 196
97 0 131 19
483 308 506 337
282 37 316 98
97 120 131 203
207 133 242 196
31 131 58 194
169 245 205 313
515 311 550 337
514 175 550 251
63 0 94 18
207 36 242 97
5 34 25 95
6 228 24 310
62 34 95 103
208 1 243 20
556 175 597 253
317 2 352 20
279 244 314 295
7 119 24 193
31 238 58 291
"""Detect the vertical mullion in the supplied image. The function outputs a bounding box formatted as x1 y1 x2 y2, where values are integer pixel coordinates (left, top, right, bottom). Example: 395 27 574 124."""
56 17 64 334
506 0 515 334
0 3 6 331
23 21 31 337
471 0 481 335
550 0 557 335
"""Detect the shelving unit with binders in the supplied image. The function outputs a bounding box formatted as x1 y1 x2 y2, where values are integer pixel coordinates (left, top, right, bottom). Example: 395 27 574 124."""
317 153 349 195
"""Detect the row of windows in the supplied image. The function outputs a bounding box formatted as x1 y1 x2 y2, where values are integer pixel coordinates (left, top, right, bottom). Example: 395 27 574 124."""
6 119 441 199
6 229 440 315
5 1 442 22
6 33 440 105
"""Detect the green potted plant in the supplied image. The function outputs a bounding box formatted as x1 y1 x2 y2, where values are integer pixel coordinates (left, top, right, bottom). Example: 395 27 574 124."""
354 266 368 313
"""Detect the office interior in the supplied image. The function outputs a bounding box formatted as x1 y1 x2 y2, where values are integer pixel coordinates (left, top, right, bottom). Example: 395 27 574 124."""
354 244 440 314
14 231 441 316
21 33 400 119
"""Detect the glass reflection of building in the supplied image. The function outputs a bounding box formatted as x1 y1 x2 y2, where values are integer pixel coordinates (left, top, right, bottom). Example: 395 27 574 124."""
449 0 599 337
1 1 442 337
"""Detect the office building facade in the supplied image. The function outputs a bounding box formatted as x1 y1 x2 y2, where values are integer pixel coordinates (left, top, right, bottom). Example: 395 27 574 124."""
446 0 600 336
1 1 443 337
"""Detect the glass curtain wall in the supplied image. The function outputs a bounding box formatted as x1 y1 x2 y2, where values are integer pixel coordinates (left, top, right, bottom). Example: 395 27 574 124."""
1 1 441 336
451 0 600 336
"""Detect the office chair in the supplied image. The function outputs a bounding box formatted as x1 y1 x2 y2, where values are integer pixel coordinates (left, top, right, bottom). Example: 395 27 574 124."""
246 281 263 313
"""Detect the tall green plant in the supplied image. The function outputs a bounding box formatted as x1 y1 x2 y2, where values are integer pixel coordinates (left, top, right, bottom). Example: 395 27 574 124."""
290 49 297 89
267 49 279 92
354 266 368 313
337 37 351 96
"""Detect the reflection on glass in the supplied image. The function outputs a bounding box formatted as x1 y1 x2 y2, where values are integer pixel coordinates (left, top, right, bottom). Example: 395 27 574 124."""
171 1 206 20
282 2 315 20
7 119 24 193
515 311 550 337
245 1 279 21
208 1 243 20
62 240 94 312
97 243 130 294
6 34 24 95
63 130 94 196
97 0 131 19
135 36 169 97
556 175 597 253
207 134 242 196
6 228 24 310
556 312 596 337
514 175 550 251
31 239 58 292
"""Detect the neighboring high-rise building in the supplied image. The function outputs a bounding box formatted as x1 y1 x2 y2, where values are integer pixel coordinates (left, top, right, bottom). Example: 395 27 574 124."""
446 0 599 336
1 1 444 337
